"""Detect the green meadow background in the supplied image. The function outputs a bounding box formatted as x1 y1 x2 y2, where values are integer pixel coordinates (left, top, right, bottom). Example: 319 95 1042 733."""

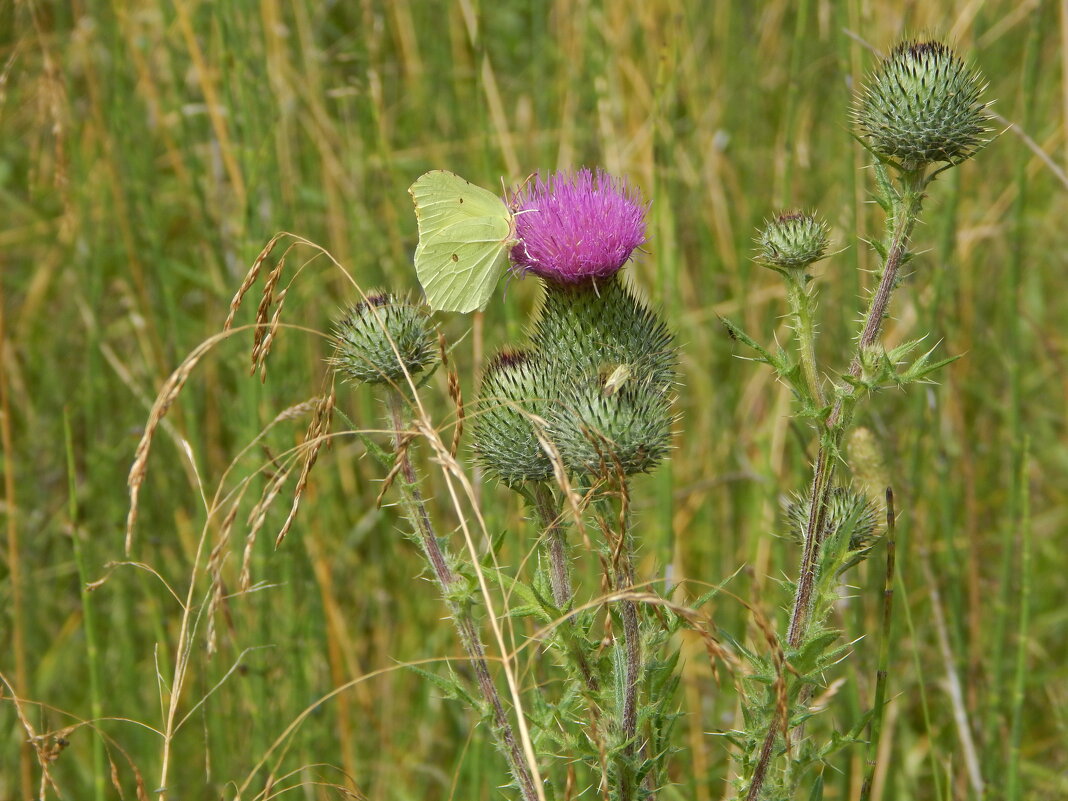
2 1 1065 798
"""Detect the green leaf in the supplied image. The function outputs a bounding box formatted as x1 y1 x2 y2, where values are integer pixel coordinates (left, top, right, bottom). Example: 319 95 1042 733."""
790 629 842 676
807 773 825 801
357 430 395 471
482 567 556 625
719 315 784 370
408 665 481 712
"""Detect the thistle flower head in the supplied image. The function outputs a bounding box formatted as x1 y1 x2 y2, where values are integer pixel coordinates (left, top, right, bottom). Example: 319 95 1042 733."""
472 349 556 486
757 212 830 272
331 292 436 384
855 41 989 170
510 168 647 284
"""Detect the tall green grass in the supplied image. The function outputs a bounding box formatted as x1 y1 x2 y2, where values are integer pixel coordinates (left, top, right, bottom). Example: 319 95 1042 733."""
2 1 1066 798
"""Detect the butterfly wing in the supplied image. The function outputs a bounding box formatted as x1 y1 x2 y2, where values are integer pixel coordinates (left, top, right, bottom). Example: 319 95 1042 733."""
414 217 512 313
410 171 514 312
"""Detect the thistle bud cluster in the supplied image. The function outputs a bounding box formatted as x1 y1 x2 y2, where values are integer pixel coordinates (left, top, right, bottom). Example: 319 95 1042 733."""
332 292 436 385
473 170 677 485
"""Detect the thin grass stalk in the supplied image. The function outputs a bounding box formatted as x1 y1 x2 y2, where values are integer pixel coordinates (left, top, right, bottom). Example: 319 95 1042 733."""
157 511 215 800
901 404 947 801
1006 439 1032 801
385 388 538 801
64 412 106 801
777 0 812 207
860 488 896 801
987 5 1043 763
0 280 31 794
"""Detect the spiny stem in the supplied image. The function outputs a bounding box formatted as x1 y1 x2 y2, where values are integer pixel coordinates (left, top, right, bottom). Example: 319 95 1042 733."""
785 273 825 408
531 481 574 610
530 482 600 697
386 389 538 801
787 166 926 649
610 484 641 801
747 166 927 801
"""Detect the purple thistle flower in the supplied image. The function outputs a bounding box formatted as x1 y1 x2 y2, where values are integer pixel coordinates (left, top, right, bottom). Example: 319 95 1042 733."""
510 168 647 284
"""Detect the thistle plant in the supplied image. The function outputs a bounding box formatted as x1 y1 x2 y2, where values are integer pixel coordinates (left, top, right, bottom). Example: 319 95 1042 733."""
321 37 990 801
332 168 683 800
723 40 991 799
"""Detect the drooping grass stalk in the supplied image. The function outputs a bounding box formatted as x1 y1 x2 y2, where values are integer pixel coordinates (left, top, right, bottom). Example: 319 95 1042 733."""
64 411 106 801
859 487 896 801
385 388 538 801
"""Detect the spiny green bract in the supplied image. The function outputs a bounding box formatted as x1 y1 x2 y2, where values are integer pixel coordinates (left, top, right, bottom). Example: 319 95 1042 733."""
531 277 677 392
549 367 674 477
757 212 830 272
855 40 988 170
472 349 556 486
332 292 436 384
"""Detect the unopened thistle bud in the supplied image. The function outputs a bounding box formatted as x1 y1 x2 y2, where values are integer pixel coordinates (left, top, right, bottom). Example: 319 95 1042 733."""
757 212 830 272
472 349 556 486
786 487 882 574
332 293 436 384
550 366 674 478
532 277 677 391
855 41 988 171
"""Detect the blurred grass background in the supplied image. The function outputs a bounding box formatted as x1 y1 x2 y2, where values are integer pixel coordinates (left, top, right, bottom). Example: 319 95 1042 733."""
2 0 1066 798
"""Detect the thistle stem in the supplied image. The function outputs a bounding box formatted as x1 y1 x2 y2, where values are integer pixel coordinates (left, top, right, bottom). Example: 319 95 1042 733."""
746 165 927 801
531 481 574 610
386 389 538 801
785 273 825 408
786 165 925 649
607 485 641 801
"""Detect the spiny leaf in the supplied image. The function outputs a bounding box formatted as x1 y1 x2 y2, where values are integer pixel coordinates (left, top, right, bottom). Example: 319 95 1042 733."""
408 665 481 711
482 567 557 625
720 315 784 370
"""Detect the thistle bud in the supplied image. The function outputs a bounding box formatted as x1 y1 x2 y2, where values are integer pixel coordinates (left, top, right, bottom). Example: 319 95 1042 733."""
550 367 674 478
757 212 830 272
332 292 436 384
855 41 988 170
472 349 556 486
531 277 677 391
786 487 882 574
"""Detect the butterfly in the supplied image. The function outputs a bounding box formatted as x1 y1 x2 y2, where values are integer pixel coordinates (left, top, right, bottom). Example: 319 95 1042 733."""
409 170 517 313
